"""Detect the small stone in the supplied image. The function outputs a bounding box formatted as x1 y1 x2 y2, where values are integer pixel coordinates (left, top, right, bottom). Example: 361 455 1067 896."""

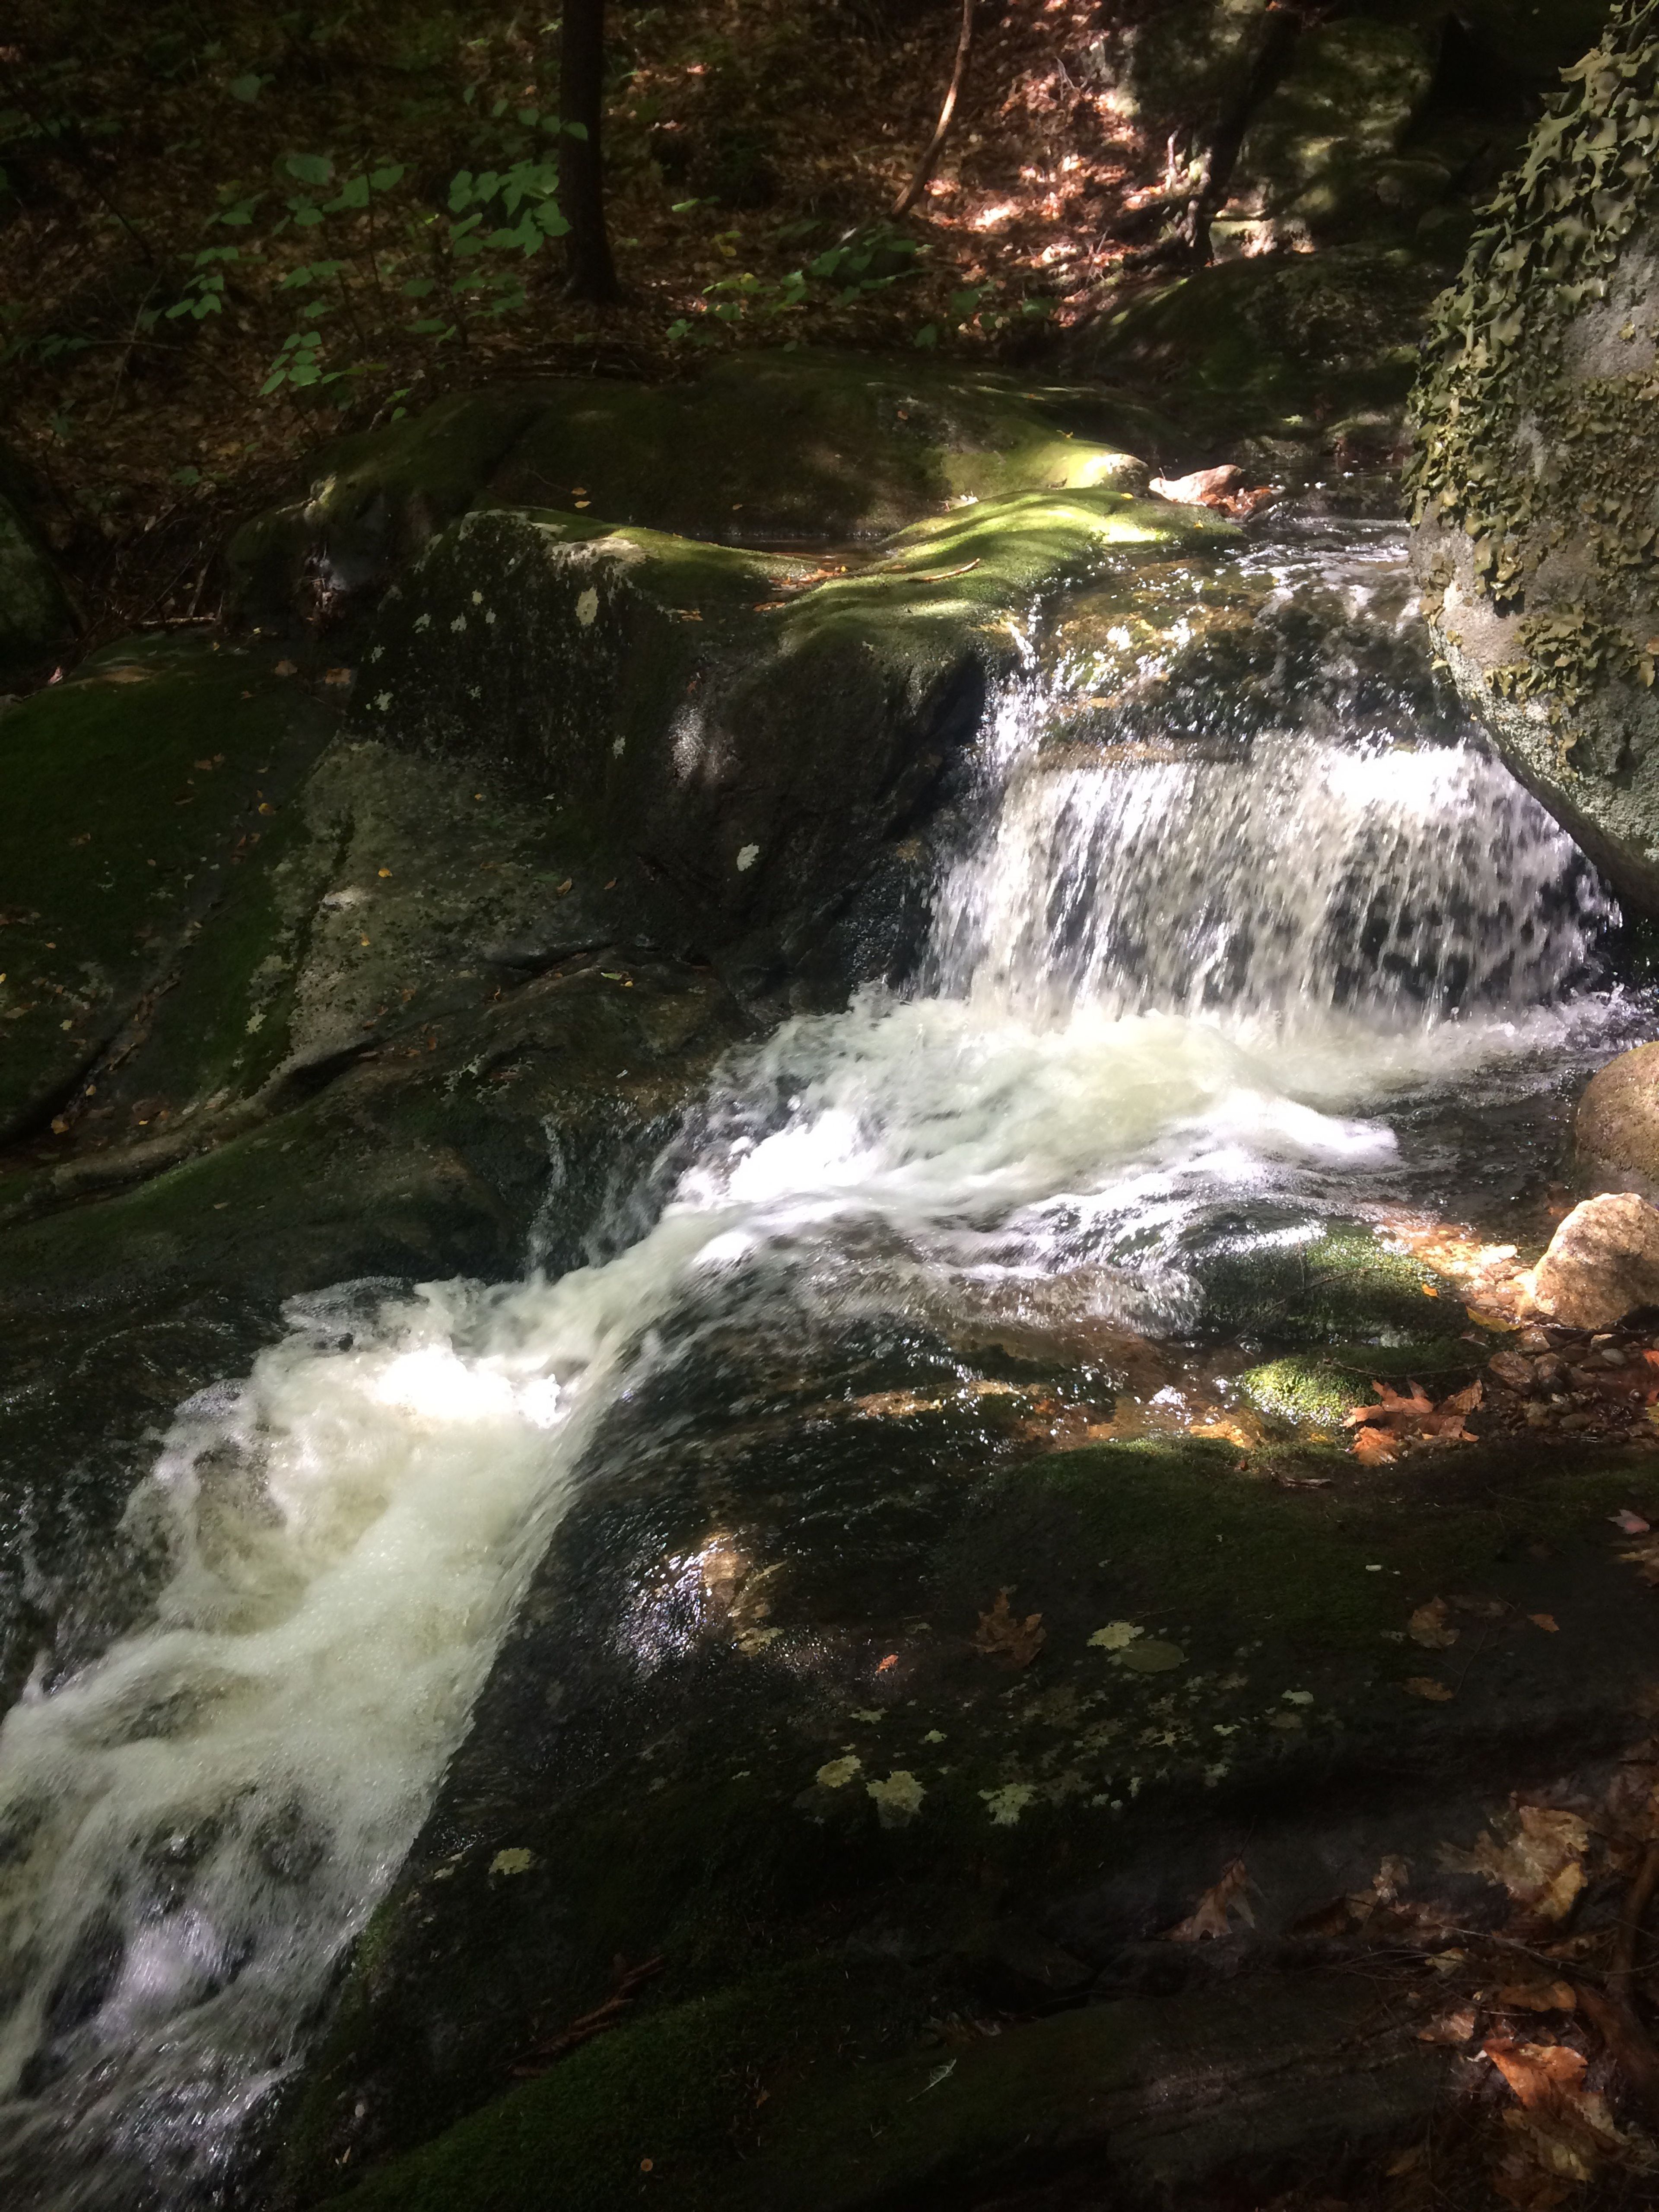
1528 1192 1659 1329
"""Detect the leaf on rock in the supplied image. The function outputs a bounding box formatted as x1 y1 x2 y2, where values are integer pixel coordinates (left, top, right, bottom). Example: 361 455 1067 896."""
1405 1675 1455 1701
973 1590 1046 1668
1408 1598 1460 1649
1443 1805 1589 1921
1165 1855 1254 1942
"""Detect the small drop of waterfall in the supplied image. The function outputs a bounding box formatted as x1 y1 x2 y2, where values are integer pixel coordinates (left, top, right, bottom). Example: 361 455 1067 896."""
932 714 1609 1031
0 520 1634 2211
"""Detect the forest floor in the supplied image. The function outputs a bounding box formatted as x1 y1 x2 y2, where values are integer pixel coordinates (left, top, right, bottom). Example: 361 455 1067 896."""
0 0 1170 644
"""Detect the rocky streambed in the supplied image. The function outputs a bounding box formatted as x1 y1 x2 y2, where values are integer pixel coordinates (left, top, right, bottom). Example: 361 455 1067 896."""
7 356 1659 2212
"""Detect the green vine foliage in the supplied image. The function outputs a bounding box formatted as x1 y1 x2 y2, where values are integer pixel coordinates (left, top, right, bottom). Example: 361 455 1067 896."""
1408 0 1659 698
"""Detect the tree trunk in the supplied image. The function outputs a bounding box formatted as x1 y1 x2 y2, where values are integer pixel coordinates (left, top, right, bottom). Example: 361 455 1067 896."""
560 0 619 302
892 0 975 220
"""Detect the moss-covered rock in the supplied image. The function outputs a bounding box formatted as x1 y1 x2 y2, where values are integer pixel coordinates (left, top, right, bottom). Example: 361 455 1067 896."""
1408 0 1659 910
353 487 1234 1005
276 1371 1659 2207
0 636 334 1144
1239 1339 1485 1425
1186 1211 1465 1344
229 354 1161 637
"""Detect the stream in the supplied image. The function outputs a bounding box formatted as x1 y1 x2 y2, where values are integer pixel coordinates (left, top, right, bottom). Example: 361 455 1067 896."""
0 510 1650 2208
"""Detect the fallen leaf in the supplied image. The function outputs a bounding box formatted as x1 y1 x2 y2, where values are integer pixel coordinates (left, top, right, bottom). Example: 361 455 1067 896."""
1444 1805 1589 1920
1409 1598 1460 1650
1612 1510 1651 1535
1405 1676 1455 1701
1418 2007 1477 2043
1530 1613 1560 1634
973 1590 1045 1668
1117 1638 1185 1673
875 1653 898 1674
1352 1424 1401 1464
1621 1536 1659 1587
1348 1377 1483 1455
1166 1855 1254 1942
1494 1982 1577 2013
1087 1621 1142 1650
273 659 297 677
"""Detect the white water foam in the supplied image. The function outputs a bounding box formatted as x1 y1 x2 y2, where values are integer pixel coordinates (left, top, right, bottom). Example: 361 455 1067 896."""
0 531 1630 2205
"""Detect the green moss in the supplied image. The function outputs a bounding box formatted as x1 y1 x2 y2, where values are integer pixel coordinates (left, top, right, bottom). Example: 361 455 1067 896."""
1194 1214 1464 1345
1036 1432 1640 1653
0 638 332 1139
311 1963 896 2212
1240 1340 1485 1424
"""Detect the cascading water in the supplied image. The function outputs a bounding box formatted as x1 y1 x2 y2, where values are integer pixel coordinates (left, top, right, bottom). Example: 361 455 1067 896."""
0 517 1637 2207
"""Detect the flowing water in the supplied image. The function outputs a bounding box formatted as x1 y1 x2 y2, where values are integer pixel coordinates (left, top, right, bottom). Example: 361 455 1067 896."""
0 514 1646 2206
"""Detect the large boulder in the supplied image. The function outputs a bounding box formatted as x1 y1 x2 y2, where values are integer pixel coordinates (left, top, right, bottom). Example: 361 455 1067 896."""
1573 1038 1659 1192
1527 1189 1659 1325
229 355 1161 639
352 487 1234 1006
1408 0 1659 908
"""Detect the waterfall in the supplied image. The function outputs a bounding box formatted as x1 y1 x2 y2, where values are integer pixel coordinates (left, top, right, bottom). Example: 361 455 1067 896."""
0 521 1627 2207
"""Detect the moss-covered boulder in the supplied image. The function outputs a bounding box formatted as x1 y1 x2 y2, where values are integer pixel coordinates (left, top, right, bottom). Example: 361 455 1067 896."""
353 488 1235 1006
0 636 334 1145
1187 1211 1465 1345
229 354 1160 637
1409 0 1659 910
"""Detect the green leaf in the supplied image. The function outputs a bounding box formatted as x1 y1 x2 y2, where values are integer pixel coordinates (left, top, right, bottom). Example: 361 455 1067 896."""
369 165 406 192
228 73 266 103
328 174 371 211
169 465 202 485
564 120 588 141
401 275 437 298
913 323 939 349
213 195 263 226
284 153 334 187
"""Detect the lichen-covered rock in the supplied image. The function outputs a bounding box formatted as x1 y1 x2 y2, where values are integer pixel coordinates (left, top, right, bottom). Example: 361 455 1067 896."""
1574 1039 1659 1192
229 354 1159 638
1527 1189 1659 1325
1408 0 1659 909
1216 19 1439 257
351 488 1233 1006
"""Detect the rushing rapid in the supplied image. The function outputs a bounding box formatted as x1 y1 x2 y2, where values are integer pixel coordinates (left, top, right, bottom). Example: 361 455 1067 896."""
0 516 1636 2206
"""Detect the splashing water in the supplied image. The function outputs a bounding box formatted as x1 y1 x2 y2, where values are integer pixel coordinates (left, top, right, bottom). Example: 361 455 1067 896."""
0 521 1634 2206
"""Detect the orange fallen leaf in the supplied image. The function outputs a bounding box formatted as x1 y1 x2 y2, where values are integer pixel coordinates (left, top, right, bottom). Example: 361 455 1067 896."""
1405 1676 1454 1702
1494 1982 1576 2013
1352 1424 1400 1464
875 1653 898 1674
1165 1855 1254 1942
1529 1613 1560 1634
1418 2007 1477 2044
972 1590 1045 1668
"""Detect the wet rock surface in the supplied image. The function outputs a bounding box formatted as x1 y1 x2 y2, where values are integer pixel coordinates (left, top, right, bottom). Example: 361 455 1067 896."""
271 1350 1659 2210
